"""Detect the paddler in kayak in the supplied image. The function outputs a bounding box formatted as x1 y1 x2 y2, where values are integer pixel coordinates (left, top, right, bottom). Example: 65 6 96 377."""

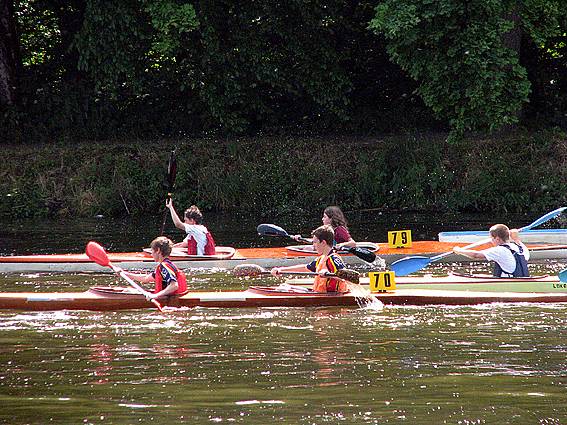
453 224 530 277
291 205 356 249
166 199 216 255
123 236 187 299
272 225 349 293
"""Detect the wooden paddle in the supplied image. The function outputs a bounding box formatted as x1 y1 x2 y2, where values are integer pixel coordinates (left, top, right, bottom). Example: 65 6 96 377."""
159 150 177 236
85 241 164 312
391 206 567 276
233 263 361 284
256 223 377 263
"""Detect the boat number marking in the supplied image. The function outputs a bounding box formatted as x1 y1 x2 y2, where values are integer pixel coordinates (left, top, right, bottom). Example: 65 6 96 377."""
369 271 396 293
388 230 412 248
553 283 567 289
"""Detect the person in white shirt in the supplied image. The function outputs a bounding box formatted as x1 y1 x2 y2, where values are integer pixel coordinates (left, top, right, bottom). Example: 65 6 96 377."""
166 199 216 256
453 224 529 277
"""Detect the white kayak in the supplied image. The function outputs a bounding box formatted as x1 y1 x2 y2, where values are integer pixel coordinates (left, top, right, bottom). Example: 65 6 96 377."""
438 229 567 244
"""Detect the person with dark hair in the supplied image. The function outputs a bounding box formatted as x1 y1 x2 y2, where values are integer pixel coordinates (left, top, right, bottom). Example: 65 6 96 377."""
271 225 348 293
453 224 530 277
291 205 356 248
166 199 216 255
123 236 187 299
322 206 356 248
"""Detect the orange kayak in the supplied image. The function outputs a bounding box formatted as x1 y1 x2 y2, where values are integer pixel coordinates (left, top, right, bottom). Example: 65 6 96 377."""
0 241 566 273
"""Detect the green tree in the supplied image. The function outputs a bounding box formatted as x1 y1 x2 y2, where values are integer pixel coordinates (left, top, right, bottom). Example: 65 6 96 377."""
369 0 566 140
0 0 19 106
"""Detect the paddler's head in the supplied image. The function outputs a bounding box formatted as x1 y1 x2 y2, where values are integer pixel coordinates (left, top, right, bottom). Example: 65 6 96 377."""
184 205 203 225
150 236 173 261
489 224 510 246
311 225 334 254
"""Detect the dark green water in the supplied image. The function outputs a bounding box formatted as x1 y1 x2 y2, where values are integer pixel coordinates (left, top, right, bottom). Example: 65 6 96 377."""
0 212 566 424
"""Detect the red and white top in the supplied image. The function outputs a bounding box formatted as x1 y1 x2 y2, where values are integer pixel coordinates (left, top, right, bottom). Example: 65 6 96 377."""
183 224 216 255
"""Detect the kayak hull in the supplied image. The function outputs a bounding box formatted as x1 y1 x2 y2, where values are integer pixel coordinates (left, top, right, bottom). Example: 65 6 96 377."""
1 284 567 311
1 242 566 273
439 229 567 244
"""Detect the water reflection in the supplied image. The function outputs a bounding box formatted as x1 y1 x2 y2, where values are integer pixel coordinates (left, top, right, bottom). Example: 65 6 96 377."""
1 302 566 423
1 210 566 424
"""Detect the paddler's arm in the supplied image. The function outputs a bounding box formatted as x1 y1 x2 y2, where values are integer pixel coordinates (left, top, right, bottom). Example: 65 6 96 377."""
147 280 179 299
166 199 186 231
271 264 311 276
123 271 155 284
335 238 356 249
453 246 487 260
510 228 522 244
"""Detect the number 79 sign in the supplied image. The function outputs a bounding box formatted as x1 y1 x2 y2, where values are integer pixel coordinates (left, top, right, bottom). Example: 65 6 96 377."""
387 230 412 248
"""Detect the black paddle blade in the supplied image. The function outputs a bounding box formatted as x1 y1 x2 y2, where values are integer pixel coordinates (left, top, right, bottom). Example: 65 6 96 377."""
233 264 267 277
166 150 177 191
257 224 290 238
341 246 376 263
335 269 360 284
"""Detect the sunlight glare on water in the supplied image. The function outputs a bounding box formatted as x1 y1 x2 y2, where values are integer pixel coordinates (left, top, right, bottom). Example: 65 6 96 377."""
0 212 566 423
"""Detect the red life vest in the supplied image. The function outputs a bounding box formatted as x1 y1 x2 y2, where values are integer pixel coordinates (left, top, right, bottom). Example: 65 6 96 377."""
186 232 216 255
154 260 187 294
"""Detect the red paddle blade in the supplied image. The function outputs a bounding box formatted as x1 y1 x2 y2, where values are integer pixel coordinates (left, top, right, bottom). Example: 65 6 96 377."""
85 241 111 267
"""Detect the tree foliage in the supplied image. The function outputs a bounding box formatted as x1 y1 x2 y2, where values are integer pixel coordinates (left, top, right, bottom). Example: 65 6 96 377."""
0 0 566 142
369 0 567 140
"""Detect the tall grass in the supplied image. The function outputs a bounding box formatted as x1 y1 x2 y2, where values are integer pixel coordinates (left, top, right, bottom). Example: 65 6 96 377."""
1 129 565 219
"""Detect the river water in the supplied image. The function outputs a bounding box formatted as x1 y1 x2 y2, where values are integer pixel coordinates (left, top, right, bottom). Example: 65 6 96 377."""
0 211 566 424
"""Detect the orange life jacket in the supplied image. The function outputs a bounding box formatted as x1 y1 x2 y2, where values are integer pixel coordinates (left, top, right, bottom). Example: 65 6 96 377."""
312 254 348 293
154 260 187 294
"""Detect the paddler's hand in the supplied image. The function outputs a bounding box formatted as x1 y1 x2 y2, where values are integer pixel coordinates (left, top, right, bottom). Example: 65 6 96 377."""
145 292 156 301
166 198 174 209
271 267 282 276
453 246 464 254
290 234 301 241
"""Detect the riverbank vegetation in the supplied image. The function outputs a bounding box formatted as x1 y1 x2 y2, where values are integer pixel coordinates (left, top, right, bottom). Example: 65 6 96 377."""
1 129 565 219
1 2 566 218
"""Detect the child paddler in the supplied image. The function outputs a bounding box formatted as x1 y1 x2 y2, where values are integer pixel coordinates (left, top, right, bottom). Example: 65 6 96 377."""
166 199 216 255
453 224 530 277
123 237 187 299
271 225 349 293
290 205 356 249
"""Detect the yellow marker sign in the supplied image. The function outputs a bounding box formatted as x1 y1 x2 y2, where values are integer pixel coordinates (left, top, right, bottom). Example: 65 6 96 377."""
388 230 412 248
369 271 396 293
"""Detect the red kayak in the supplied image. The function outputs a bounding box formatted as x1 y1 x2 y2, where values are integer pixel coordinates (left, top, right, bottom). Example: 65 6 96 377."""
1 279 567 311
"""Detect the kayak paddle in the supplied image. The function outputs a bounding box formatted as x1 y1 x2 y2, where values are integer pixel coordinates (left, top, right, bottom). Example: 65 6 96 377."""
85 241 164 312
233 263 361 284
256 223 377 263
391 206 567 276
559 269 567 283
159 150 177 236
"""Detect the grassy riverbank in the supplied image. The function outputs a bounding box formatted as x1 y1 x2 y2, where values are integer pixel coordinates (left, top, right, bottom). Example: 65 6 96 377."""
1 129 565 219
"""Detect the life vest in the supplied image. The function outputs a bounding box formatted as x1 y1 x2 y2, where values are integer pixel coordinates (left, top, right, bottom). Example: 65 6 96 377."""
186 231 216 255
154 260 187 294
333 226 351 244
493 243 529 278
312 254 348 293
